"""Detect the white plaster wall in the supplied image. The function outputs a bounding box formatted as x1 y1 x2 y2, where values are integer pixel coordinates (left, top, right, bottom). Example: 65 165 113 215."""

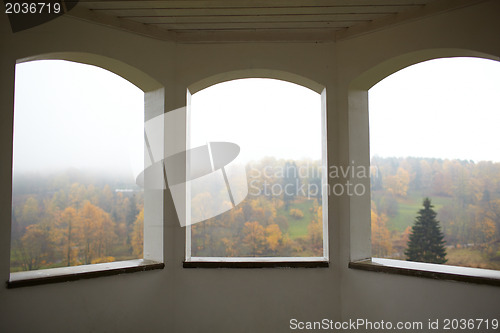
337 1 500 331
0 1 499 332
0 10 340 333
0 12 177 333
172 41 340 333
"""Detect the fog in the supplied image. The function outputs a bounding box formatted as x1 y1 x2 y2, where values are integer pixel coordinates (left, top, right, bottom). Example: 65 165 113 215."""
370 57 500 162
13 60 144 179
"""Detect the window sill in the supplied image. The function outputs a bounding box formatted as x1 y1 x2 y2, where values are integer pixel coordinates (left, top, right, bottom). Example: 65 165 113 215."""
349 258 500 287
184 257 329 268
7 259 164 289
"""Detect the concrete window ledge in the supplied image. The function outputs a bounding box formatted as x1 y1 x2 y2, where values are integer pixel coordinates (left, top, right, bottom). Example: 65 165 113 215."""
349 258 500 287
184 258 329 268
184 261 329 268
7 259 164 289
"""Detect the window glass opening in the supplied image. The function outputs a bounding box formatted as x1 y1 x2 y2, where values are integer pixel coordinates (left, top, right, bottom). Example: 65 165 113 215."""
10 60 144 272
187 78 327 260
370 57 500 270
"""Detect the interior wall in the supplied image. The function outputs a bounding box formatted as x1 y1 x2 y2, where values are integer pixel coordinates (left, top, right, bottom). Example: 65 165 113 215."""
338 0 500 330
0 10 340 333
0 1 499 332
0 13 178 333
172 41 340 333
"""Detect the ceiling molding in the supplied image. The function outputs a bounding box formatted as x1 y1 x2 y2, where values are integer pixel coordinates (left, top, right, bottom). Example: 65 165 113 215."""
334 0 490 41
67 5 177 41
65 0 490 43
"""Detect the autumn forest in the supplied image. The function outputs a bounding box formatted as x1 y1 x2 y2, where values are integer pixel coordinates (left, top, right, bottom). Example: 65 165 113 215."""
11 155 500 272
10 171 144 272
372 156 500 270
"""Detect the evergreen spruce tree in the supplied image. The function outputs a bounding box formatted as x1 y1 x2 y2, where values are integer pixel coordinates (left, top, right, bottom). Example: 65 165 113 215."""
405 198 447 264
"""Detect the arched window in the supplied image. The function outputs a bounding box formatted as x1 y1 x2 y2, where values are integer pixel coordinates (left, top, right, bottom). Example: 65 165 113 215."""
369 57 500 271
10 60 145 272
185 78 328 264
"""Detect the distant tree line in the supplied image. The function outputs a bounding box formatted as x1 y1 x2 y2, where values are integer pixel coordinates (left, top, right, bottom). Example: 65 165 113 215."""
10 171 143 271
11 158 326 271
192 158 324 257
371 156 500 268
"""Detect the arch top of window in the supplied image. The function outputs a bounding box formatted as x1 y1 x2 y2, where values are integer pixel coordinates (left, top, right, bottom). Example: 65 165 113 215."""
349 48 500 91
17 52 163 93
187 69 325 95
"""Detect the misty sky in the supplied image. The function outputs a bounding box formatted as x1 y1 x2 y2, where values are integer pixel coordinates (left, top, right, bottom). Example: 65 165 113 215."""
13 60 144 179
369 57 500 162
12 57 500 179
190 78 322 163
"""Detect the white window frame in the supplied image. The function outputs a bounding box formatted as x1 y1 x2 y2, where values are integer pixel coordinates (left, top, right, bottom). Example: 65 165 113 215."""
348 52 500 286
8 57 165 287
184 81 329 264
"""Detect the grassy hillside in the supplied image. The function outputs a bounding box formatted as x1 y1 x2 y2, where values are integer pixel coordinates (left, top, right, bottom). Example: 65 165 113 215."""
276 198 316 239
386 192 452 232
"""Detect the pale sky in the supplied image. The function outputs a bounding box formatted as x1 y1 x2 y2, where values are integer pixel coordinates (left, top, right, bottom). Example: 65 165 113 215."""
12 57 500 179
190 78 322 163
369 57 500 162
13 60 144 179
13 62 322 179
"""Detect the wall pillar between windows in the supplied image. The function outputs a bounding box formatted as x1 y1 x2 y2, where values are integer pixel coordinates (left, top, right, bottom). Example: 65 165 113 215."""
0 56 16 285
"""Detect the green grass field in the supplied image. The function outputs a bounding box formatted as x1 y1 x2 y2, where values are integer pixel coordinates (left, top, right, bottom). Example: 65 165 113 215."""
374 191 500 270
277 199 316 239
386 192 452 232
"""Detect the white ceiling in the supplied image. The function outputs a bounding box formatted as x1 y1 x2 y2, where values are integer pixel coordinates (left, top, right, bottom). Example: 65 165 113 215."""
70 0 486 42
